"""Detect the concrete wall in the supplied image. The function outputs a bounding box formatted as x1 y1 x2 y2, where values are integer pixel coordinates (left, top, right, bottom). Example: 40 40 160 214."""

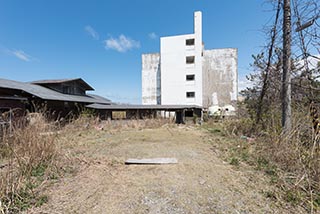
142 53 161 104
160 11 203 106
202 48 238 108
141 11 238 110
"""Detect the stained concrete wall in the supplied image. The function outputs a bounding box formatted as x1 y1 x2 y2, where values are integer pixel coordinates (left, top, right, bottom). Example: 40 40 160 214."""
202 48 238 108
142 53 161 105
141 11 238 110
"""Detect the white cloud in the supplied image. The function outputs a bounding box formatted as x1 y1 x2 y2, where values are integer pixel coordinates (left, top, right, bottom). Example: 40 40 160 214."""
1 46 37 62
148 32 158 40
85 25 99 40
11 50 32 62
104 34 140 52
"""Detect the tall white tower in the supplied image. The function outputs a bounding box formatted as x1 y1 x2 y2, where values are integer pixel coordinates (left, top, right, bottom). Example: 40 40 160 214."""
142 11 238 108
160 11 203 106
193 11 203 106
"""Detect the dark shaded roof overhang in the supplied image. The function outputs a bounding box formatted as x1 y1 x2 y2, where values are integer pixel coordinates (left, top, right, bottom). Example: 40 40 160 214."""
0 96 28 101
30 78 94 91
86 104 202 111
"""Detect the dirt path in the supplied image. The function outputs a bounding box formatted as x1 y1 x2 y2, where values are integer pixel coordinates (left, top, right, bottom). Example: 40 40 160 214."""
28 125 301 214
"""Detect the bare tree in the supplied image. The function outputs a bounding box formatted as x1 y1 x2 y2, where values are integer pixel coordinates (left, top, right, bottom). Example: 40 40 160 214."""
256 0 281 124
282 0 292 133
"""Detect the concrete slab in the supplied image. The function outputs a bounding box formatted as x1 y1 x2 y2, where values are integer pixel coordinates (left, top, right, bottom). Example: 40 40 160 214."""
125 158 178 165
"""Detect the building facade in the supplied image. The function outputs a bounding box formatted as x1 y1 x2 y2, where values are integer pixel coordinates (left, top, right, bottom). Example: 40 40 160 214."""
0 78 112 120
142 11 238 111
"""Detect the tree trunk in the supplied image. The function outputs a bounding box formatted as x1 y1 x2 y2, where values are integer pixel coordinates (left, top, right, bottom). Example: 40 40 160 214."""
282 0 292 133
256 0 281 125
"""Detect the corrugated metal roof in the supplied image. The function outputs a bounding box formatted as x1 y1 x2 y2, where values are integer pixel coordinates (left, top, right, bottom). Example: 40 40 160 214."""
86 103 202 110
30 78 94 90
30 78 79 84
0 78 111 104
87 94 112 103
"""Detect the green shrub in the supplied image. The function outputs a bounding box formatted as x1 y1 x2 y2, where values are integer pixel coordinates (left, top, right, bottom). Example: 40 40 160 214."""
230 157 240 166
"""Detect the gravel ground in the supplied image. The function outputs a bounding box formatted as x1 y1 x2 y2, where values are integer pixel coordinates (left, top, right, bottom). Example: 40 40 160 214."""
27 125 304 214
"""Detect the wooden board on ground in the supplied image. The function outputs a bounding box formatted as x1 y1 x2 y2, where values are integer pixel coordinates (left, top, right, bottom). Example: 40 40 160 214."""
125 158 178 165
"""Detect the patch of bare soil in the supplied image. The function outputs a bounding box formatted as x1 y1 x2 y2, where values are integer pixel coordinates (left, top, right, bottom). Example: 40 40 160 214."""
27 125 303 213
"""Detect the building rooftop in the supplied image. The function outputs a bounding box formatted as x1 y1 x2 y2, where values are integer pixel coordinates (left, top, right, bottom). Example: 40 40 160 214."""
30 78 94 91
0 78 110 104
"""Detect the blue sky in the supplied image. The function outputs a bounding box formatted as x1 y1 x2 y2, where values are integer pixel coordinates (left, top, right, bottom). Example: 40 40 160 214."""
0 0 275 104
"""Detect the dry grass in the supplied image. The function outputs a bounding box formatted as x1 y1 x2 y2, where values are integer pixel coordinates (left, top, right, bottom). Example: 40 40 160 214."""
221 106 320 213
0 111 311 213
0 114 174 213
66 115 174 133
28 123 300 214
0 113 59 213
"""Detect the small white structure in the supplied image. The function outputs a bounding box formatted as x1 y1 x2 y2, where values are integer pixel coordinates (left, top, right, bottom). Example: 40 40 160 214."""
208 105 236 117
142 11 238 112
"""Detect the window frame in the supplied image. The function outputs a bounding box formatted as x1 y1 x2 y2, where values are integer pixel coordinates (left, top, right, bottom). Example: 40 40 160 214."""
186 91 195 98
186 74 195 81
186 38 195 46
186 56 195 64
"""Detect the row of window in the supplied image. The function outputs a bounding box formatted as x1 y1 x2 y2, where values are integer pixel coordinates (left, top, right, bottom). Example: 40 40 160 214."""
186 38 195 66
186 39 196 99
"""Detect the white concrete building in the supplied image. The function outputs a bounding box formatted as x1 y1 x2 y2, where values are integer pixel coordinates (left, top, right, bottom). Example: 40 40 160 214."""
142 11 237 112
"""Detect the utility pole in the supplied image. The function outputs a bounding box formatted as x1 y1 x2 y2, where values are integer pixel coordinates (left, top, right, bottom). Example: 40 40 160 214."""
282 0 292 133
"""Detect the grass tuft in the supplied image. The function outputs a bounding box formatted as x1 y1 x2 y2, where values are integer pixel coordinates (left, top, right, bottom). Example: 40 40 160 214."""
210 104 320 212
0 112 58 212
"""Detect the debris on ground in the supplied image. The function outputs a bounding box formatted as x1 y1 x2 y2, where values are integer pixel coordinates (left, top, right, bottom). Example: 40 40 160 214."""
125 158 178 165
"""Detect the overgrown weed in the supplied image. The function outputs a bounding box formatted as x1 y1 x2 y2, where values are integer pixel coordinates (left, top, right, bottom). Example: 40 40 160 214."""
0 113 59 213
215 105 320 212
0 109 176 213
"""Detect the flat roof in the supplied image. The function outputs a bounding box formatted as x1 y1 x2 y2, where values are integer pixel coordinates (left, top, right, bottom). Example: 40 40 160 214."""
86 103 202 110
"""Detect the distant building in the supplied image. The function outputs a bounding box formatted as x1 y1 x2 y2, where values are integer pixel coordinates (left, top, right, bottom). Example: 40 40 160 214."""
0 78 202 124
142 11 238 111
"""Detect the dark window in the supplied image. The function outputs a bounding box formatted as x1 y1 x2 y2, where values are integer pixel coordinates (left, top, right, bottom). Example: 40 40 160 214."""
186 74 195 81
186 56 195 64
186 39 195 46
186 92 195 98
62 86 71 94
185 110 194 117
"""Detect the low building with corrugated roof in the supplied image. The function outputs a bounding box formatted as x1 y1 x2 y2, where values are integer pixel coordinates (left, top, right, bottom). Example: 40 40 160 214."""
0 78 111 120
